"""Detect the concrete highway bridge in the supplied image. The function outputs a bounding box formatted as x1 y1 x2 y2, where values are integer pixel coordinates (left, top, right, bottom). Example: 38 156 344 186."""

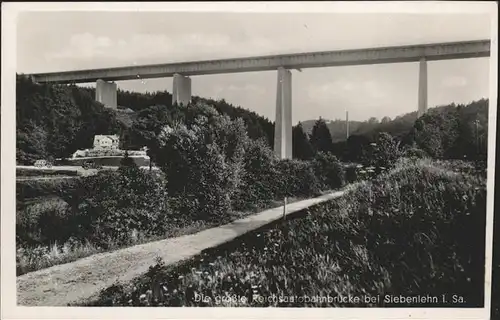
28 39 491 159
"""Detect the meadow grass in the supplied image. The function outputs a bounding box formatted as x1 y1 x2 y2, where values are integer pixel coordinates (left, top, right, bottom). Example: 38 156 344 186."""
85 158 486 307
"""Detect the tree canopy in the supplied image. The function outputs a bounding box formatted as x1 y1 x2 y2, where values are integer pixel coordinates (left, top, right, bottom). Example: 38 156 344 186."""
16 74 122 164
292 122 315 160
16 74 276 164
16 74 489 165
309 118 333 154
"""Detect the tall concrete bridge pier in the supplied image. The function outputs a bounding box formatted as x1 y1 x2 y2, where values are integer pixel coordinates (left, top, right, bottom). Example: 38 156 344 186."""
95 79 117 108
274 67 293 159
29 39 491 159
418 58 428 118
172 73 192 106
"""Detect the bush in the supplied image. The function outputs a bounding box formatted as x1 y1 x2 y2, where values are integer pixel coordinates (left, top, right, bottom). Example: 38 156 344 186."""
234 141 342 210
344 164 362 183
407 101 488 160
232 138 279 210
348 161 486 304
403 146 429 159
16 199 72 246
18 168 172 249
275 159 321 198
167 141 233 223
157 107 247 222
363 132 402 169
73 168 171 247
312 152 346 189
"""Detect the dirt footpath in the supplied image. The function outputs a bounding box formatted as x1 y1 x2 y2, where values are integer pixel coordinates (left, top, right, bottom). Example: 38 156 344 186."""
17 191 344 306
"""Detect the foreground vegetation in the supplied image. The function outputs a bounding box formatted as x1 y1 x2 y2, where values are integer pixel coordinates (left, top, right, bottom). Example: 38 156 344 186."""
16 109 346 275
84 158 486 307
16 193 303 276
15 164 329 276
16 74 490 309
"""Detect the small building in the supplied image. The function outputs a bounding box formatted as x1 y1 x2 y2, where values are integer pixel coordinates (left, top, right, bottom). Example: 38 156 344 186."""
93 135 120 150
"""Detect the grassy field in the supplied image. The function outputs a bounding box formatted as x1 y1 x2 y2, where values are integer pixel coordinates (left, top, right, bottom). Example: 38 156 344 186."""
84 158 487 307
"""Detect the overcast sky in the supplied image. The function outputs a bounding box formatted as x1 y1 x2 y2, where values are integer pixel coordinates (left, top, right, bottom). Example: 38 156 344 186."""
16 10 492 123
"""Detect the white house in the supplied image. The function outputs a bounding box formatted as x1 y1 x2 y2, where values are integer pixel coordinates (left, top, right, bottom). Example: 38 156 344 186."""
93 135 120 150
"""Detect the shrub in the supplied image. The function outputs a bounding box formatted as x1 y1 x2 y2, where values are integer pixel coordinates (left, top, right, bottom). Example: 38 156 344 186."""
403 146 429 159
16 198 72 246
344 164 362 183
234 142 342 210
204 113 247 200
312 152 346 189
232 138 279 210
31 168 170 248
409 106 461 159
275 159 321 198
157 108 247 222
362 132 402 170
348 161 486 304
75 168 170 246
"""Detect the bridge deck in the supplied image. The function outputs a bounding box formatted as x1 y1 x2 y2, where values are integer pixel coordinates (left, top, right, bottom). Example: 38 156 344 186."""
29 39 491 84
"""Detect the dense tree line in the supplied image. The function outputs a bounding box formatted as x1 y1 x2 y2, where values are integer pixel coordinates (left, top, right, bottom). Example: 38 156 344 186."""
16 75 123 164
16 73 488 166
409 100 488 160
16 75 274 164
294 99 488 163
193 97 274 146
81 87 274 146
301 100 487 145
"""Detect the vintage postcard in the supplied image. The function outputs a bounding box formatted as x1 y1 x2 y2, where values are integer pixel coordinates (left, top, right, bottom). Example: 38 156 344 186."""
1 2 498 320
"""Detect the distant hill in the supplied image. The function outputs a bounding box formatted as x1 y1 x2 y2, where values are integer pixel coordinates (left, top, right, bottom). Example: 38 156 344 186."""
301 112 419 142
301 118 365 142
301 100 488 142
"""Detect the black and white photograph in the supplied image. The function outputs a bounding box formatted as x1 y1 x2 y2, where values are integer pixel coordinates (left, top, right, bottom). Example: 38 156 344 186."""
1 2 498 320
